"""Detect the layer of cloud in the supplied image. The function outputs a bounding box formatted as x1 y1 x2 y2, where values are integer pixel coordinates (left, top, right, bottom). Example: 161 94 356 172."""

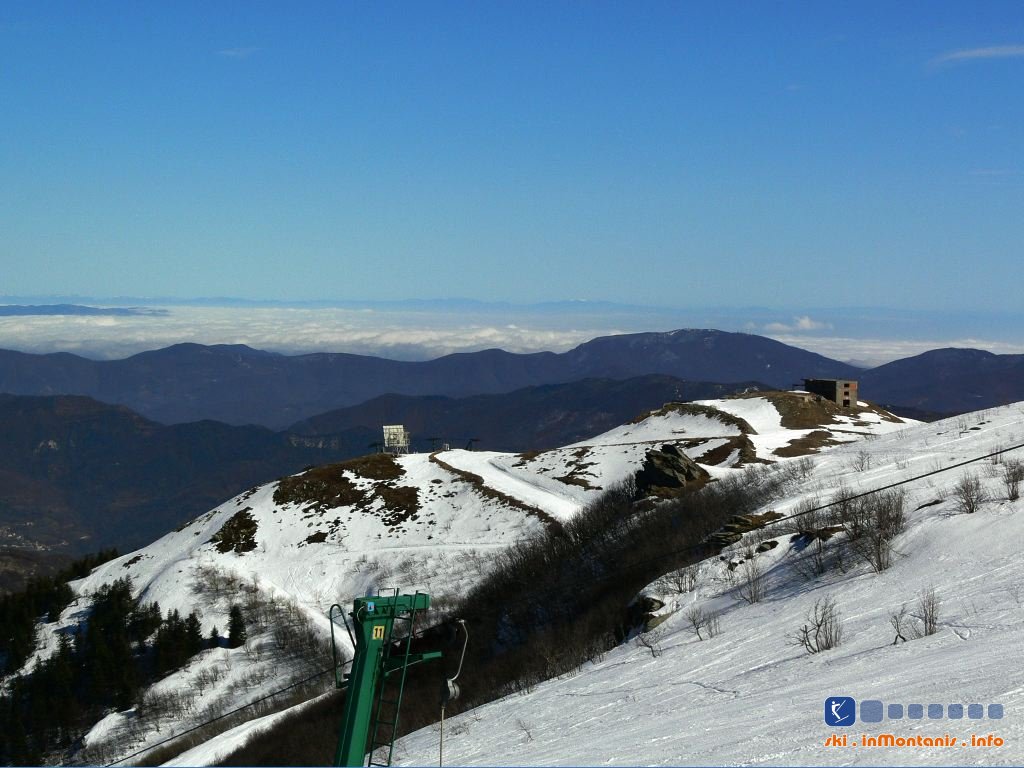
0 307 625 361
766 334 1024 368
931 45 1024 66
762 315 833 333
2 305 1023 369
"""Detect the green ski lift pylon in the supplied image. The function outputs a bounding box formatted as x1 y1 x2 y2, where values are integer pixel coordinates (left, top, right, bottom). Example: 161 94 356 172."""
438 620 467 767
331 591 443 767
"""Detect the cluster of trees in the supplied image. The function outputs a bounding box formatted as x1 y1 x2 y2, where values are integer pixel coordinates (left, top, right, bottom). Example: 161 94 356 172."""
0 548 119 675
0 570 248 765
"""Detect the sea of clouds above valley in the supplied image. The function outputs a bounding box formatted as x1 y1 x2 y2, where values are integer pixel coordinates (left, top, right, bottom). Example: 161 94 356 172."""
1 304 1023 366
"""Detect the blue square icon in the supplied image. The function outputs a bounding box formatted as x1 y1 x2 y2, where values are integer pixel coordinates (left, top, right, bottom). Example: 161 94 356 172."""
861 700 883 723
825 697 857 726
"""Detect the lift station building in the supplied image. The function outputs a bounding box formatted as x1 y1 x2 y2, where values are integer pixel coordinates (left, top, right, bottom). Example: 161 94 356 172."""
803 379 859 408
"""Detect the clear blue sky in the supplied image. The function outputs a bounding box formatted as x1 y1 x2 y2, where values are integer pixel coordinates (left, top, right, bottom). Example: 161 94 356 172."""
2 2 1022 311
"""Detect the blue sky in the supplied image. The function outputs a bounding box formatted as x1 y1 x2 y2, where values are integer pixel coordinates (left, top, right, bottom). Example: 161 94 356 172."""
2 2 1022 312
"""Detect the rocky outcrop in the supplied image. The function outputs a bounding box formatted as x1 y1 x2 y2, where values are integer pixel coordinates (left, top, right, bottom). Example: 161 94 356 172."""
634 443 711 497
705 510 785 549
620 594 670 638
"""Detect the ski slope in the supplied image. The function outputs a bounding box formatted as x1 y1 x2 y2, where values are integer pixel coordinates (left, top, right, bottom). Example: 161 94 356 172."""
14 392 918 764
396 403 1024 766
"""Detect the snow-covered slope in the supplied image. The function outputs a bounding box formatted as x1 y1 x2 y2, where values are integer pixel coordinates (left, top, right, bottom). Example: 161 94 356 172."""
18 392 916 763
396 403 1024 766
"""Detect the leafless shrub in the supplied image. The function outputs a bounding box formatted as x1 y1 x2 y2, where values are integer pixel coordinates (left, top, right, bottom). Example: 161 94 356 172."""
515 718 534 742
953 474 988 514
783 496 823 535
1003 459 1023 501
736 558 766 604
721 560 737 586
914 586 940 636
796 456 815 479
853 450 871 471
634 630 663 658
685 605 721 641
888 587 940 644
794 537 831 581
655 564 700 594
790 595 842 654
889 604 910 644
846 489 906 573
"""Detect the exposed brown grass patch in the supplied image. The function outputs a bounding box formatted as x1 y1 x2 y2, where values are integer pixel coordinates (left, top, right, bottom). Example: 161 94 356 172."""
695 435 766 467
338 453 404 481
773 430 841 457
273 467 364 512
273 453 421 529
210 509 258 554
730 390 903 429
514 449 543 465
553 447 599 490
373 485 421 527
553 474 598 489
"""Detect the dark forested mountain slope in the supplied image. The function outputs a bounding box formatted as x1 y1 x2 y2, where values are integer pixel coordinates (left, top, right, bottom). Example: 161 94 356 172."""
0 330 858 427
860 348 1024 414
291 375 767 452
0 394 353 553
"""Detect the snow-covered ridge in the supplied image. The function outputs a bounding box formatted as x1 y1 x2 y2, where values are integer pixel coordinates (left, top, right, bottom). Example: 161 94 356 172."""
20 392 914 763
396 402 1024 766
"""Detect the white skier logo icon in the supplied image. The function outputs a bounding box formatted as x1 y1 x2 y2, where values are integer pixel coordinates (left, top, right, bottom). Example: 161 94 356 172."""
829 699 851 724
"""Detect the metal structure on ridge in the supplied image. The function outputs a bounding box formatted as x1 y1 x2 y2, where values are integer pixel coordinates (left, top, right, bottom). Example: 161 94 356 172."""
330 591 443 767
382 425 411 455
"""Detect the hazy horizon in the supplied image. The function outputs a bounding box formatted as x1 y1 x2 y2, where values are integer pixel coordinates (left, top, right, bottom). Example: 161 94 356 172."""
2 297 1023 367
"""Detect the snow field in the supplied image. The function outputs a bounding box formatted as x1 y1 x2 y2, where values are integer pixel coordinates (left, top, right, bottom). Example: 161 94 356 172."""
18 393 921 764
395 404 1024 766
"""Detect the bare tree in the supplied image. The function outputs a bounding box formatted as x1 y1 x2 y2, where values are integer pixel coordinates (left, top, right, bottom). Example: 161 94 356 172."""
790 595 842 654
656 564 700 594
1003 459 1023 501
853 450 871 472
736 558 766 604
889 604 910 645
847 489 906 573
685 605 721 641
953 473 988 514
914 586 940 637
634 630 663 658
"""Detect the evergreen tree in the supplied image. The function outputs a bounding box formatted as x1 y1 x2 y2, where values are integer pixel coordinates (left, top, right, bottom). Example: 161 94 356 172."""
227 605 247 648
209 625 222 648
185 612 204 657
154 609 188 675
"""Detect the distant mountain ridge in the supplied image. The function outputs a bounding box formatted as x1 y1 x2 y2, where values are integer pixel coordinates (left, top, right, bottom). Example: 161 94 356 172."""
0 376 764 556
290 375 767 452
2 331 1020 429
0 330 858 427
860 348 1024 414
0 394 352 554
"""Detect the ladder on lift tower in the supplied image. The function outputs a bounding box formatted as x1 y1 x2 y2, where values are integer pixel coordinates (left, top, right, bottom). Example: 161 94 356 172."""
366 589 422 767
331 590 445 767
